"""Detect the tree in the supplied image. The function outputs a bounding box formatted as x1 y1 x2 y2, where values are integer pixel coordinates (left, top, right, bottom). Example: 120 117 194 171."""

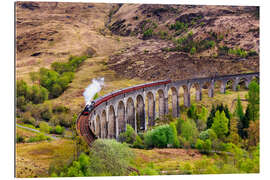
88 139 134 176
207 104 231 134
247 81 259 121
211 111 229 139
247 120 259 147
51 83 63 98
179 119 199 147
235 95 244 120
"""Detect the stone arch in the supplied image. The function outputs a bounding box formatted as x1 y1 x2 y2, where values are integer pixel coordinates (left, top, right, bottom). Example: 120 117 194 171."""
101 110 107 138
117 101 125 134
108 105 116 139
168 87 179 117
202 80 215 97
136 94 145 132
238 77 250 89
192 83 202 101
182 85 191 107
157 89 165 118
95 114 101 138
147 91 155 127
126 97 136 130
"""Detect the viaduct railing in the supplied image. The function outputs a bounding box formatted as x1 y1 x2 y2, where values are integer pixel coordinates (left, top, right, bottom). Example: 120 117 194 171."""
83 72 259 140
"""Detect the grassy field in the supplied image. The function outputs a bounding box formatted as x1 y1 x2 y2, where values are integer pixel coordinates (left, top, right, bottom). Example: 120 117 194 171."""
16 137 75 178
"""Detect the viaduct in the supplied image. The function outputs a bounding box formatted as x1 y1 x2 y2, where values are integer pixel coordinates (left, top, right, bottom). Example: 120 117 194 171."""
79 72 259 142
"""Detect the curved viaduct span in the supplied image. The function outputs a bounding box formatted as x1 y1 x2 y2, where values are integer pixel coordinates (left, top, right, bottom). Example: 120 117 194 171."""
77 72 259 146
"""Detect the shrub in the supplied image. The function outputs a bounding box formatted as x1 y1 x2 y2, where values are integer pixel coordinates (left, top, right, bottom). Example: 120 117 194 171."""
55 125 65 134
190 47 196 55
118 124 136 144
39 121 50 133
21 112 36 125
16 134 25 143
132 135 144 149
144 124 179 148
88 139 134 176
199 129 217 141
27 133 51 143
143 29 153 39
29 85 49 104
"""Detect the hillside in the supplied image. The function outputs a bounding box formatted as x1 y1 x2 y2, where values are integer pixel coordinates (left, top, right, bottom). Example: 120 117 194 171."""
16 2 259 112
108 4 259 80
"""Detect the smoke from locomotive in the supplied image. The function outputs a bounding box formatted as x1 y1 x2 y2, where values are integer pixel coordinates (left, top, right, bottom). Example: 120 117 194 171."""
83 77 104 105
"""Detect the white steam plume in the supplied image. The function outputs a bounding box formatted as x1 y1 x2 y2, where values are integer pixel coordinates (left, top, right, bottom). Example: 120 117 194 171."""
83 77 104 105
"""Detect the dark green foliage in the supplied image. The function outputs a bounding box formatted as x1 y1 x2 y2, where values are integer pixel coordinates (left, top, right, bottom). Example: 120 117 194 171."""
247 81 259 121
173 32 217 55
187 104 198 120
169 21 188 31
143 28 153 39
235 95 244 121
207 104 231 134
144 124 179 148
51 56 87 74
16 133 25 143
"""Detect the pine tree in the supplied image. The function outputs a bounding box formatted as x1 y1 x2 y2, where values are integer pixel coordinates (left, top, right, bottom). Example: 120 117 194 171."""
211 110 229 139
247 81 259 121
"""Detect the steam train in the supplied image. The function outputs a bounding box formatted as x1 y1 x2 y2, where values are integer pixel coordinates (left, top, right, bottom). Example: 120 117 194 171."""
80 79 172 116
82 101 95 116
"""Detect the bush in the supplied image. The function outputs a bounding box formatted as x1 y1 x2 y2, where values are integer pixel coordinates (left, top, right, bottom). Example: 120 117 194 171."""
118 124 136 144
144 124 179 148
88 139 134 176
55 125 65 134
132 135 144 149
16 134 25 143
199 129 217 141
190 47 196 55
143 29 153 39
27 133 51 143
39 121 50 133
21 112 36 125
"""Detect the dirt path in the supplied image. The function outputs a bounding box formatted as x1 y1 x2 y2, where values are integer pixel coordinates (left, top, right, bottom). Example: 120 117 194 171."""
16 124 58 140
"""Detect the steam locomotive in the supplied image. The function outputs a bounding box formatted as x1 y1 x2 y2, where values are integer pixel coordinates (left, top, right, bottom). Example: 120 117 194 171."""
82 101 95 116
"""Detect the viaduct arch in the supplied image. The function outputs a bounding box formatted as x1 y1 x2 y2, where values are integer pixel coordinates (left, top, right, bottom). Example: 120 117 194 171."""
83 72 259 140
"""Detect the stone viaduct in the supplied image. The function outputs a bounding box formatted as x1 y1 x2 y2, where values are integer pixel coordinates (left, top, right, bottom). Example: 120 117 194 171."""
86 72 259 139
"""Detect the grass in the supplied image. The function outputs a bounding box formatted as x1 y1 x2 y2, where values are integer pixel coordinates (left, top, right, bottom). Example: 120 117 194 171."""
132 148 203 175
17 126 38 139
16 139 75 178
